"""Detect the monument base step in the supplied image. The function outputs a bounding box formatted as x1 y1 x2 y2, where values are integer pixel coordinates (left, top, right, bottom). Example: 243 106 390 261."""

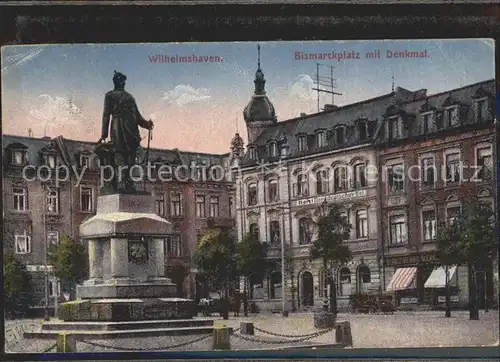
57 298 197 322
77 282 177 299
41 318 213 331
25 326 231 340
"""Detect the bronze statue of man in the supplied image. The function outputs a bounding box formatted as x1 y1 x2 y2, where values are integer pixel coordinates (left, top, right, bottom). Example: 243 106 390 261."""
98 71 153 193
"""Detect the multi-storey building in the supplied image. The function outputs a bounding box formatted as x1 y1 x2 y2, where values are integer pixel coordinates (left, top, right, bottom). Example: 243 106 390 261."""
233 48 497 312
376 79 497 309
2 134 235 311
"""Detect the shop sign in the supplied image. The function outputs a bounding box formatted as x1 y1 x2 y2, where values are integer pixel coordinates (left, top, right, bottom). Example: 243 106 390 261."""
400 297 418 304
438 296 459 303
295 189 367 207
384 253 436 267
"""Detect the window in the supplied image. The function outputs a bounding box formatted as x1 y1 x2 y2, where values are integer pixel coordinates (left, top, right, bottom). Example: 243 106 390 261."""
13 187 27 211
476 99 488 121
390 215 406 244
49 279 61 297
44 154 56 168
11 150 25 165
269 272 282 299
389 117 401 139
165 234 182 257
47 231 59 246
358 121 368 141
445 152 461 183
317 131 327 148
280 144 289 157
249 223 259 241
356 210 368 239
335 127 345 145
422 113 433 133
209 196 220 218
155 193 165 216
476 146 493 180
269 221 280 245
170 192 183 216
293 174 309 197
80 187 93 212
267 179 278 202
334 167 348 192
195 195 206 218
339 267 351 296
80 155 90 169
248 147 257 160
297 136 307 152
422 210 436 241
299 217 312 245
446 107 459 127
316 169 330 195
340 210 349 225
229 197 233 218
387 164 404 193
47 189 59 213
247 183 258 205
446 206 461 225
268 142 278 157
421 157 435 188
15 231 31 254
353 163 367 188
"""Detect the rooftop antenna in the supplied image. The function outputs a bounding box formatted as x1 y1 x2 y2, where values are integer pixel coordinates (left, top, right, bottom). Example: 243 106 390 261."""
235 117 239 133
391 69 395 92
257 44 261 69
312 63 343 112
28 128 33 138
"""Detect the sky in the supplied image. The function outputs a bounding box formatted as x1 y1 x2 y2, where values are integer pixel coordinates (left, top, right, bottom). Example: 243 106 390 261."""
1 39 495 154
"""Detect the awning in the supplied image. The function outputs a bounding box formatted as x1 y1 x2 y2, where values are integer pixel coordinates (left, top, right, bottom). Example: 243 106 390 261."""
424 265 457 289
386 267 417 292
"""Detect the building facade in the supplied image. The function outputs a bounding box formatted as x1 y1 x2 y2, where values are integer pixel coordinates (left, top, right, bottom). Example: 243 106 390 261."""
2 134 234 311
376 79 498 309
233 48 497 312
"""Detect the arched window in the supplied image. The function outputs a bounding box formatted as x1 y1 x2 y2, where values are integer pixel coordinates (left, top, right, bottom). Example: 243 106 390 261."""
357 265 371 293
267 179 279 202
249 223 259 241
248 146 257 160
269 272 282 299
334 166 348 192
249 274 264 299
356 209 368 239
269 221 280 245
293 173 309 197
299 217 313 245
316 169 330 195
247 182 258 206
353 163 367 188
317 131 327 148
338 267 352 296
268 142 278 157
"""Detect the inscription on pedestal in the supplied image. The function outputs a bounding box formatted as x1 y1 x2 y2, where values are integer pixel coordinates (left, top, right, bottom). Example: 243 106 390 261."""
128 238 149 264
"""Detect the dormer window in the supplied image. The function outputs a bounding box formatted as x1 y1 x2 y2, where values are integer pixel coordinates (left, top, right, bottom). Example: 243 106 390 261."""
335 127 345 145
422 112 434 134
80 155 90 169
280 144 289 157
43 154 56 168
389 116 401 140
268 142 278 157
248 146 257 160
297 135 307 152
357 121 368 141
445 106 459 127
11 150 26 165
475 98 489 122
316 131 327 148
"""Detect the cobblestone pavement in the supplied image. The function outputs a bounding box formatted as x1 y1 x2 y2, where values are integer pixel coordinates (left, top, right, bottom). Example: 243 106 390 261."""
4 310 499 353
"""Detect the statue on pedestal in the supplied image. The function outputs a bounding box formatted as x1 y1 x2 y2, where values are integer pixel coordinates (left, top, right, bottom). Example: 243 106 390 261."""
96 71 154 194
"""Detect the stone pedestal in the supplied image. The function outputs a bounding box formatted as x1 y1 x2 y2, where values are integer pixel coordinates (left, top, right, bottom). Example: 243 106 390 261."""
57 192 196 322
314 310 336 329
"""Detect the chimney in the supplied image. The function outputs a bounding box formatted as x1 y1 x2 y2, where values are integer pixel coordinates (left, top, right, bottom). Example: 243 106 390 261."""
300 112 307 117
41 136 51 140
323 104 338 112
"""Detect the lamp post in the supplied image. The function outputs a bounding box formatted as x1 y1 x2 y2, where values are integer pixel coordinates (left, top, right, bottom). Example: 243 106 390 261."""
319 201 330 312
43 185 51 321
276 205 288 317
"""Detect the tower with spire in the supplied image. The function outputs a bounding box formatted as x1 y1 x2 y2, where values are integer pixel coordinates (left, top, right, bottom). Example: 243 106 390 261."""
243 44 277 144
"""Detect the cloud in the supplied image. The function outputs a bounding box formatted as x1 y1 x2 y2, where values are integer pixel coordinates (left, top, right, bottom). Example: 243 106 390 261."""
1 46 46 75
161 84 211 106
289 74 330 102
27 94 86 129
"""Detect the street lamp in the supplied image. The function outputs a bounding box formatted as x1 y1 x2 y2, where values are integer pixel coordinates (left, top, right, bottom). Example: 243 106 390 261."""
276 205 288 317
319 201 329 311
43 186 52 321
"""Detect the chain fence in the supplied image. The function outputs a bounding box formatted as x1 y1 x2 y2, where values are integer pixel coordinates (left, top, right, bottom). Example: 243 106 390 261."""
232 325 335 345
